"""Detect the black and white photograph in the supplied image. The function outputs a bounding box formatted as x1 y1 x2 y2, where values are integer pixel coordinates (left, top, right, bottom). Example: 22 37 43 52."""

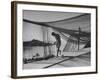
23 10 91 69
11 1 97 78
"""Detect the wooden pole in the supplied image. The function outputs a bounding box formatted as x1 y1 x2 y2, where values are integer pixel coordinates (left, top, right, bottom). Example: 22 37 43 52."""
78 27 81 50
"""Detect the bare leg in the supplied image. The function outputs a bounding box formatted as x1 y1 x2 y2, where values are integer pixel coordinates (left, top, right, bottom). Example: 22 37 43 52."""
57 48 61 57
59 50 61 55
57 49 58 57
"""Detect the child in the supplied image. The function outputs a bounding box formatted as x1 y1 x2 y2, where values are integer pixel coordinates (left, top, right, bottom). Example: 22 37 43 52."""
52 32 61 57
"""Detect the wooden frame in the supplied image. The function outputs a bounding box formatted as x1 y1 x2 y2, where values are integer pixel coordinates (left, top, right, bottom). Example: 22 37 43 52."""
11 1 98 79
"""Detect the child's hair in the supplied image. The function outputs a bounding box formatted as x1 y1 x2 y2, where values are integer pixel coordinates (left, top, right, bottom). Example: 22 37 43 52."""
52 32 56 35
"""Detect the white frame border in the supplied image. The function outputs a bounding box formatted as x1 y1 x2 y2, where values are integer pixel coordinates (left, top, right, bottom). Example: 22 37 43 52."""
16 3 97 77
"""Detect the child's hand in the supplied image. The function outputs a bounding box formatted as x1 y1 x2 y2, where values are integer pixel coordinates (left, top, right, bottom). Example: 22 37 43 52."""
53 42 56 45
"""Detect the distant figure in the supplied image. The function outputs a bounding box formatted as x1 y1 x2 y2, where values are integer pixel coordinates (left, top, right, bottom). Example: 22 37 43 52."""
52 32 61 57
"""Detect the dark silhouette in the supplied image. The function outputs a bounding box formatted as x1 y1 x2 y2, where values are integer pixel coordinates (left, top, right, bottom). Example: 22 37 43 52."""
52 32 61 56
